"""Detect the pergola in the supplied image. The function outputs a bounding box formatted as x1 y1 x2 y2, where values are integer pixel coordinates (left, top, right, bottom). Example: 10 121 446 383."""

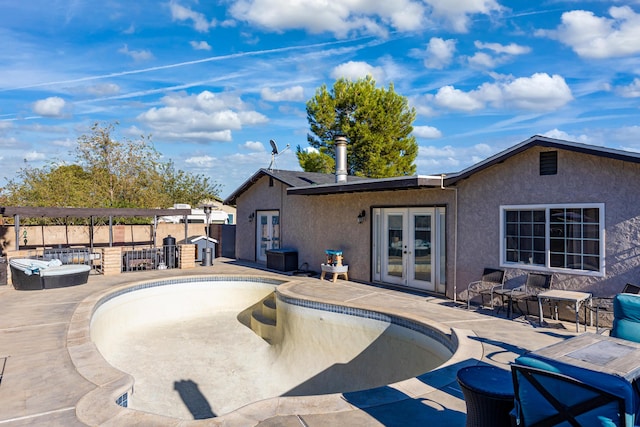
0 206 192 252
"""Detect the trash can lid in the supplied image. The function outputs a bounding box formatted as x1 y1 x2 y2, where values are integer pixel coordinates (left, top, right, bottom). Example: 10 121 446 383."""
456 365 514 397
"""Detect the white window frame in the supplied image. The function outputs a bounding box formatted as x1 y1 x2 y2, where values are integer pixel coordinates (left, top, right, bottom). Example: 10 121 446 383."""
500 203 605 277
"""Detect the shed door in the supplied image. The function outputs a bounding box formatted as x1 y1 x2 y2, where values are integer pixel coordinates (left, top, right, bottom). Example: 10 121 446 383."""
256 210 280 263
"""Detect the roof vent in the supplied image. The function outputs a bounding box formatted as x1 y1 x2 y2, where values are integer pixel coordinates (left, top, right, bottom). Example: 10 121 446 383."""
540 151 558 176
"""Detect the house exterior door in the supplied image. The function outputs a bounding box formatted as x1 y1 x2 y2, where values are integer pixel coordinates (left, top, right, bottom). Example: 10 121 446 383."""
373 207 446 293
256 210 280 263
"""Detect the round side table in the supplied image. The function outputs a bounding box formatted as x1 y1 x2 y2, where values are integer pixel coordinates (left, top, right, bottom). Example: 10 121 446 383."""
456 365 514 427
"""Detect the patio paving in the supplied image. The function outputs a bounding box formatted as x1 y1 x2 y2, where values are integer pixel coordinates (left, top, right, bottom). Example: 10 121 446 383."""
0 258 587 426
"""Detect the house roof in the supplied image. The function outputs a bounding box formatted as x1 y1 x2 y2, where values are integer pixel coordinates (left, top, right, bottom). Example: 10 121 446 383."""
224 136 640 201
446 135 640 184
286 135 640 196
223 168 369 205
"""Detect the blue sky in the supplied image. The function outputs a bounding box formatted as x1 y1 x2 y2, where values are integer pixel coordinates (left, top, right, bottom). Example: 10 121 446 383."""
1 1 640 200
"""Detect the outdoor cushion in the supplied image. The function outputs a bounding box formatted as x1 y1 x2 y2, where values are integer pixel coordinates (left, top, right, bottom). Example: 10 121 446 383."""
612 294 640 344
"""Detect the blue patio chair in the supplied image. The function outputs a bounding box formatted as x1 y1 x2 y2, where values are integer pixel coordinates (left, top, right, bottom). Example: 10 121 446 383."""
590 284 640 333
611 293 640 344
511 363 631 426
512 355 638 426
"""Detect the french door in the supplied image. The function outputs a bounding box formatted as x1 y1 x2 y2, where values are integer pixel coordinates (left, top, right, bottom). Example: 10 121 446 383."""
373 207 446 292
256 210 280 263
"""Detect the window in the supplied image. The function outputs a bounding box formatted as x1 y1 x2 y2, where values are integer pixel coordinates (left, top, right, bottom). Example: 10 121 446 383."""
502 204 604 274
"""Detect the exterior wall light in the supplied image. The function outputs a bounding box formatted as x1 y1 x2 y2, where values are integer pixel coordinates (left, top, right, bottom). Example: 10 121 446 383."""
248 212 255 222
357 210 366 224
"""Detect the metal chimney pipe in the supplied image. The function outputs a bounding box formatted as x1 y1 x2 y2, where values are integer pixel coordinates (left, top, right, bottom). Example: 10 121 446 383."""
335 135 347 183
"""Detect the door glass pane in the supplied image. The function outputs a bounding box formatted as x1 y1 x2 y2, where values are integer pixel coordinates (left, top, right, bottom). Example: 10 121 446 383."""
271 215 280 249
414 214 431 281
259 215 269 258
387 214 403 278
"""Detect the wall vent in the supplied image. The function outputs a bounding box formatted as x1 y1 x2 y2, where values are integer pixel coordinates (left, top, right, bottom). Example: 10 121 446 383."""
540 151 558 175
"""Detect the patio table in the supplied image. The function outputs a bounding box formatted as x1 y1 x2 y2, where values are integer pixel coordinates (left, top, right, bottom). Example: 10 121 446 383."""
537 289 592 332
528 332 640 383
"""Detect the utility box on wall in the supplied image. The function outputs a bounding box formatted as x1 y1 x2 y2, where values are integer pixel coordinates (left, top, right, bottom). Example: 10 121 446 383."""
266 249 298 272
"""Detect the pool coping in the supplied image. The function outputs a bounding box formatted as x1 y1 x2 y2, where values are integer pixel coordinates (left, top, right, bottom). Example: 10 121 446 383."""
67 274 483 426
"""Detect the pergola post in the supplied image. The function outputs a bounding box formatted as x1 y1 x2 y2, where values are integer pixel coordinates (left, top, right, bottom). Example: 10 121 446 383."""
14 214 20 251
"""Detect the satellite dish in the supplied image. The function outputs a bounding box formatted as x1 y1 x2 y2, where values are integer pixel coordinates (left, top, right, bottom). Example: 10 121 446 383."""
267 139 290 170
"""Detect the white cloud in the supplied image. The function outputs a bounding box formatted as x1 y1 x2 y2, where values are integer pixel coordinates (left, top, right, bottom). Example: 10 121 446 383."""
434 86 484 111
424 37 456 69
242 140 265 152
415 141 506 173
426 0 504 32
331 61 385 81
229 0 501 36
137 90 268 143
118 44 154 61
261 86 305 102
86 83 120 96
496 73 574 110
433 73 573 112
616 78 640 97
538 6 640 59
52 138 75 147
474 41 531 55
32 96 65 117
185 155 216 167
469 41 530 69
170 1 215 32
190 40 212 51
468 52 495 68
542 129 592 144
413 125 442 139
24 150 46 161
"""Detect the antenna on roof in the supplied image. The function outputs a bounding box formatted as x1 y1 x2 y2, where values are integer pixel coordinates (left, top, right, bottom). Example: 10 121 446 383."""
268 139 290 170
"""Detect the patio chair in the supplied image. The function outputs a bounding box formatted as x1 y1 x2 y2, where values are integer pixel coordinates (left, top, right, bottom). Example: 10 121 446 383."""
466 268 506 310
494 272 552 319
511 363 633 426
590 283 640 333
611 293 640 344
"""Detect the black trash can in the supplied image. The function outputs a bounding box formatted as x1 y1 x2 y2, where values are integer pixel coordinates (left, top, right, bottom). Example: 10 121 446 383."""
163 235 177 269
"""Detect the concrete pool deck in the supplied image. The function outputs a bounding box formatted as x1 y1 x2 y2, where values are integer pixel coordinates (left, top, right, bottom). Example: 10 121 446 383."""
0 259 587 426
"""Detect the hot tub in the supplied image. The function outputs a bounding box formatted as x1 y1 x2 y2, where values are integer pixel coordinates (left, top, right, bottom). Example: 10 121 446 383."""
10 258 91 290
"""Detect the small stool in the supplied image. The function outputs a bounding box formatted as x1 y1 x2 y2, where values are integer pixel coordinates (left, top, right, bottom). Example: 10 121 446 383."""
456 365 514 427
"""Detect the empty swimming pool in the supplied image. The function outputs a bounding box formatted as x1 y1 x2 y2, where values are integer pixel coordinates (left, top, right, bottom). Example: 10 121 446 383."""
90 276 453 420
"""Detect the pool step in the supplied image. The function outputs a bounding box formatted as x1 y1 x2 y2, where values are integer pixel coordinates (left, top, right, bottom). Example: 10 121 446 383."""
250 293 277 343
262 295 277 321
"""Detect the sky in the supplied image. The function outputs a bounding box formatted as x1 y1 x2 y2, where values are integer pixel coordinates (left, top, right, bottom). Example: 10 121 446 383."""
1 1 640 200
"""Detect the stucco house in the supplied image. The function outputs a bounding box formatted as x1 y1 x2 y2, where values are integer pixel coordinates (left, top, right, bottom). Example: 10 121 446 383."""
224 135 640 302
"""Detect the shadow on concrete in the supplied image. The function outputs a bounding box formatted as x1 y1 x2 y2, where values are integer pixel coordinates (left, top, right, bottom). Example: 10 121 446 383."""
174 379 216 419
339 360 477 426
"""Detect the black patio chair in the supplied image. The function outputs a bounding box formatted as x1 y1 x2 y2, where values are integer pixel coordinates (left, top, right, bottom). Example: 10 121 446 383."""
466 268 506 310
494 272 552 318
